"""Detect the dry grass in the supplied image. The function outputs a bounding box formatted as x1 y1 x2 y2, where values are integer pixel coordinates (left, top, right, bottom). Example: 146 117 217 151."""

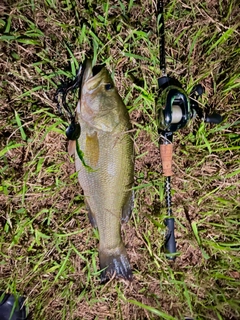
0 0 240 319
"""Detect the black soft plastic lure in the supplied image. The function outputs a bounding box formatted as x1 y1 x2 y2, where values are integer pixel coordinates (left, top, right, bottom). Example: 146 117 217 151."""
55 65 84 140
65 121 81 140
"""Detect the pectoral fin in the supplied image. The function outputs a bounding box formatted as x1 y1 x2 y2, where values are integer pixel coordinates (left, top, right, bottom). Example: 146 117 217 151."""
85 131 99 167
121 190 134 223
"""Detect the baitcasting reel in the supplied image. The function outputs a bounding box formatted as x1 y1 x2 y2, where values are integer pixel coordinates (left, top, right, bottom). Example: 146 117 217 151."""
156 75 222 259
157 75 222 139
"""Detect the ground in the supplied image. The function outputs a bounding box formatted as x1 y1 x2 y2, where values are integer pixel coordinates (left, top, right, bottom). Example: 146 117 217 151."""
0 0 239 319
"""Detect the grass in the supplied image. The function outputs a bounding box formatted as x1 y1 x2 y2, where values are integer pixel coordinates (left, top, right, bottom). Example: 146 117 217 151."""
0 0 239 319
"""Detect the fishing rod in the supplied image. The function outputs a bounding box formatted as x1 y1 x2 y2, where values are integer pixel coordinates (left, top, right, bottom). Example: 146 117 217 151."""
156 1 222 259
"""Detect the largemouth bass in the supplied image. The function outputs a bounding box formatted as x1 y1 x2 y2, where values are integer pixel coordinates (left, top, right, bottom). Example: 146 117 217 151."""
75 60 134 282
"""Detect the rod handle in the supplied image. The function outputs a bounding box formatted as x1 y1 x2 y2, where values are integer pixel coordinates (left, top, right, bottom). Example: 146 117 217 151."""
164 218 176 260
160 144 173 176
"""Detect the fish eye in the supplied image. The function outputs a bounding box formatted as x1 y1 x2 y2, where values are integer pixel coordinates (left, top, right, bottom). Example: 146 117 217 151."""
105 83 112 91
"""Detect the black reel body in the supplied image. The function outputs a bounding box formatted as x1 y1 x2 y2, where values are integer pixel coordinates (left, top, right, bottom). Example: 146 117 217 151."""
157 85 191 133
156 76 191 145
156 76 222 137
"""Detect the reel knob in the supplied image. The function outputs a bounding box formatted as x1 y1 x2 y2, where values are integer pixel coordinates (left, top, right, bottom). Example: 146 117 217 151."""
205 113 222 124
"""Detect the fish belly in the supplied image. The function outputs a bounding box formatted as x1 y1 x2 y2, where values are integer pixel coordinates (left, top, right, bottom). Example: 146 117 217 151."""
76 122 133 282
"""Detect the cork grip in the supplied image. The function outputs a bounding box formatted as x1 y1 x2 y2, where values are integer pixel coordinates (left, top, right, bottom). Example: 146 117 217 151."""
160 144 173 176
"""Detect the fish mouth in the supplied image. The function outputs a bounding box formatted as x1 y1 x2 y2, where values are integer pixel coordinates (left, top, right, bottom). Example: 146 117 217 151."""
82 60 106 84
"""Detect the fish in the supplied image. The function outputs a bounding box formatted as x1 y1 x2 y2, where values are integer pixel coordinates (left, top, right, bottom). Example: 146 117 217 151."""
74 60 134 282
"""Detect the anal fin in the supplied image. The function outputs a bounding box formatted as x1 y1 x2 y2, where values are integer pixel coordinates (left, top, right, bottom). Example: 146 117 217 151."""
85 200 98 228
121 190 134 223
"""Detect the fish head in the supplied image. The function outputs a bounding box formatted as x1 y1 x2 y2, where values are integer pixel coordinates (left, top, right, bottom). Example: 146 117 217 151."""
78 60 129 132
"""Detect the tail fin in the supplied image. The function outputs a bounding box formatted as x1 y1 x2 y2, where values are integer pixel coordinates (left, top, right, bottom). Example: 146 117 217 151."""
99 245 132 283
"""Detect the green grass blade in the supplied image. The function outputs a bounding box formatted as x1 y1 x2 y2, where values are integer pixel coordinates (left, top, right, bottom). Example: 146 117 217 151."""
14 110 27 141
